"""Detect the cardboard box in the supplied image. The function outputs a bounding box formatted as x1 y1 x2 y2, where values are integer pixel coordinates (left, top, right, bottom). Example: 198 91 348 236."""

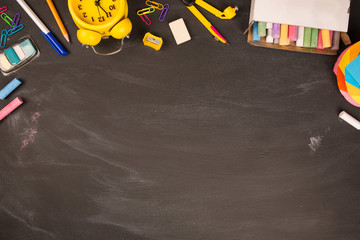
247 0 351 55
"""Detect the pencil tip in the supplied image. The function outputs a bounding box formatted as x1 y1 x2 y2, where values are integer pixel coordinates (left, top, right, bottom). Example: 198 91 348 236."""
64 35 70 43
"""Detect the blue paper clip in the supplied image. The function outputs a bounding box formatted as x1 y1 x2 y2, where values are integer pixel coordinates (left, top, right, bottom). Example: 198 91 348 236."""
7 24 24 36
10 13 20 31
0 6 7 14
1 13 12 26
159 4 169 22
0 29 8 48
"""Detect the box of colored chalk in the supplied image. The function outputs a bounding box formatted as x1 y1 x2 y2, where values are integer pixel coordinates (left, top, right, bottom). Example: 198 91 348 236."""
0 37 40 76
246 0 351 55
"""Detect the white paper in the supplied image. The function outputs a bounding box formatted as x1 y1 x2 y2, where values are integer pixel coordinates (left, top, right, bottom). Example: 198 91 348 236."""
250 0 350 32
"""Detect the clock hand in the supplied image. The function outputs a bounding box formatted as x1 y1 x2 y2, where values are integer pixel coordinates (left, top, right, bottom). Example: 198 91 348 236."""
94 1 101 17
94 0 109 17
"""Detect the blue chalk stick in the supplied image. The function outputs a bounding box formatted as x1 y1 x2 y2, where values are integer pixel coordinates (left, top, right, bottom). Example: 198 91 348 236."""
253 22 260 41
0 78 22 100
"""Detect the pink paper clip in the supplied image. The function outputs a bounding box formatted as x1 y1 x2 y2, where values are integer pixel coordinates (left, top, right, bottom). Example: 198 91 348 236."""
10 13 20 31
140 14 151 25
0 6 7 14
159 3 169 22
0 29 8 48
8 24 24 36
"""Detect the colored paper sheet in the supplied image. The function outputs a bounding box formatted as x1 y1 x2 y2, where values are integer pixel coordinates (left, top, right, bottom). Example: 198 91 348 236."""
345 56 360 86
303 27 312 48
253 22 260 41
322 29 331 48
333 46 351 75
317 30 323 49
258 22 266 37
346 82 360 103
339 41 360 74
337 66 360 107
310 28 318 48
345 68 360 89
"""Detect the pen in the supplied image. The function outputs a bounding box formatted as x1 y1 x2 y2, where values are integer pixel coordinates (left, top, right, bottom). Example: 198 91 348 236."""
16 0 68 56
186 5 228 44
46 0 70 43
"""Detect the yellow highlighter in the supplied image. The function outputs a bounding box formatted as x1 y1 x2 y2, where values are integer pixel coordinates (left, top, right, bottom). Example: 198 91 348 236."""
181 0 237 44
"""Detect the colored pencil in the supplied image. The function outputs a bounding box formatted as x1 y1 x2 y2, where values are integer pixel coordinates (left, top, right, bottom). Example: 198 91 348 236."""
46 0 70 43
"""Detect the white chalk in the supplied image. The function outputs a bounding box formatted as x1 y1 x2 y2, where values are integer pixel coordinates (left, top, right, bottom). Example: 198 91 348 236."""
339 111 360 130
296 26 305 47
266 29 273 43
266 22 273 29
169 18 191 45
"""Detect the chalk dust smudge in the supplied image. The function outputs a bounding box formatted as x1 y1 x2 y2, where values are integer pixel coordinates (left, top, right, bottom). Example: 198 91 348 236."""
21 112 41 150
308 136 323 152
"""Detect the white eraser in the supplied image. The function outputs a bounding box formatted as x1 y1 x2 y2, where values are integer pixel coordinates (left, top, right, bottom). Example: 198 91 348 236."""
169 18 191 45
339 111 360 130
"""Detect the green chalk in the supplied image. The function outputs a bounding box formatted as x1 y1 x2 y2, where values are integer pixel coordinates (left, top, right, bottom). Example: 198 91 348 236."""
258 22 266 37
303 27 312 48
310 28 319 48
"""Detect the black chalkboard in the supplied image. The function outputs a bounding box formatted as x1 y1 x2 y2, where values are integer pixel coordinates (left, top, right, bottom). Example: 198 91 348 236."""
1 0 360 240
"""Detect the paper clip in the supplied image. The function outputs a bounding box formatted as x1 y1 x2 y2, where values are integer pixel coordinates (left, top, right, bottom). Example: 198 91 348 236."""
10 13 20 31
137 7 155 16
139 14 151 25
159 4 169 22
145 0 163 10
1 13 12 26
0 6 7 14
0 29 8 48
7 24 24 36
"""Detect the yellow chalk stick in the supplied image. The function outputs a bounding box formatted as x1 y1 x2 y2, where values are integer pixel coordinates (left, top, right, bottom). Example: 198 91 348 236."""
321 29 331 48
279 24 290 46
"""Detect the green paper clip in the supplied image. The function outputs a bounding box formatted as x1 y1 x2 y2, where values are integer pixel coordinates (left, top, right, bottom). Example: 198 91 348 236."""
1 13 12 26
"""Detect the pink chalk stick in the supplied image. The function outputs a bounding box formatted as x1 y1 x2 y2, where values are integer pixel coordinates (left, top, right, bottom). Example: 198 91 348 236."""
288 25 297 41
0 97 23 121
317 30 323 49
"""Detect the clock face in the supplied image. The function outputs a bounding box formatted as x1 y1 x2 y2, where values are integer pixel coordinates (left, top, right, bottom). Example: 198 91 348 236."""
70 0 121 25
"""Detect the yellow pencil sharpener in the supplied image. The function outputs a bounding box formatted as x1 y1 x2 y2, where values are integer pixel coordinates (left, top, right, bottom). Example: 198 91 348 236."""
68 0 132 55
143 32 163 51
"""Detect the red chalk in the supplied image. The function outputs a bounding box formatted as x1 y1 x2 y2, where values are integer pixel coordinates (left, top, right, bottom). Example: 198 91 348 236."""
288 25 298 41
317 30 323 49
0 97 23 121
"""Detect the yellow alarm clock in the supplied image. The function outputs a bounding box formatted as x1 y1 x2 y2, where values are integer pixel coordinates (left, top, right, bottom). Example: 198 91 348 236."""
68 0 132 55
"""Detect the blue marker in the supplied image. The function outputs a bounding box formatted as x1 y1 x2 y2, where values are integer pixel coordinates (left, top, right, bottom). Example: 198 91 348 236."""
0 78 22 100
16 0 68 56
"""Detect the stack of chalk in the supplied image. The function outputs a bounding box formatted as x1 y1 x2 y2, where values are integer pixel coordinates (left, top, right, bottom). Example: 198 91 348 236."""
0 78 23 121
253 22 340 50
333 41 360 107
